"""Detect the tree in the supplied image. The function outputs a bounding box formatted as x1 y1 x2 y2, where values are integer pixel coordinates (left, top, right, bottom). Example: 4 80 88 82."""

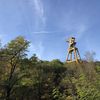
1 36 30 100
30 54 39 64
84 51 96 62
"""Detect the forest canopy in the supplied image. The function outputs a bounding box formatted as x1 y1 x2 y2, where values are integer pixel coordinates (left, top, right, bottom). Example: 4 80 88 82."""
0 36 100 100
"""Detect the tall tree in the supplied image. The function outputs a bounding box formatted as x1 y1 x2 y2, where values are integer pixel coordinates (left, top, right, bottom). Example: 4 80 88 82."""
2 36 30 100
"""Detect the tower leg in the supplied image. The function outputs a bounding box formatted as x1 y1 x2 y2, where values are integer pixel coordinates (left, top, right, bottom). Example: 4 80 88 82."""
77 49 81 60
74 49 79 62
70 52 72 61
74 49 76 61
66 48 81 63
66 51 69 61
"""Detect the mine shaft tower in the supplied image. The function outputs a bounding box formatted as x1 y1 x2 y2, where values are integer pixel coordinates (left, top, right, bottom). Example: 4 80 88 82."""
66 37 81 63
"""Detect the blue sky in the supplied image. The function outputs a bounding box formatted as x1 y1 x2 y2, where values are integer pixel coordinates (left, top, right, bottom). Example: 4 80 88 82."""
0 0 100 61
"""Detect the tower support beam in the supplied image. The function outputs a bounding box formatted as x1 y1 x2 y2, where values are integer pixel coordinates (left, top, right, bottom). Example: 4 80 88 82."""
66 37 81 63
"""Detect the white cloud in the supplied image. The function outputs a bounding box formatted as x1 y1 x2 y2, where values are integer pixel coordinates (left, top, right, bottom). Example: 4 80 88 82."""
59 11 89 41
28 42 44 59
27 0 46 59
34 0 44 16
31 30 61 34
74 24 88 40
0 34 8 45
0 34 4 39
30 0 46 26
37 42 44 59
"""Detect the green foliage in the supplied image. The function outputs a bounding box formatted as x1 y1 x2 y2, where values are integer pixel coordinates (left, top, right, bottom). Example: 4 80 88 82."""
75 74 100 100
96 65 100 73
52 88 64 100
7 36 30 58
0 36 100 100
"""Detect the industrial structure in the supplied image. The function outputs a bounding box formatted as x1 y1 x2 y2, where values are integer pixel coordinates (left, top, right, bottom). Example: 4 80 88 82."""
66 37 81 63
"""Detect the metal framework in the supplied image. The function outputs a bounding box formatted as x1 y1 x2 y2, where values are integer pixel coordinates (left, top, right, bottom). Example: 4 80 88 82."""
66 37 81 63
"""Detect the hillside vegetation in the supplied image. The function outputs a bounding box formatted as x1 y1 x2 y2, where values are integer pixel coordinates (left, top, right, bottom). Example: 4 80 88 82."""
0 36 100 100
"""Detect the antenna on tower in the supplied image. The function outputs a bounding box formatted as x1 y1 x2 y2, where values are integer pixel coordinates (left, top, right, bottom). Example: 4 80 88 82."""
66 37 81 63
